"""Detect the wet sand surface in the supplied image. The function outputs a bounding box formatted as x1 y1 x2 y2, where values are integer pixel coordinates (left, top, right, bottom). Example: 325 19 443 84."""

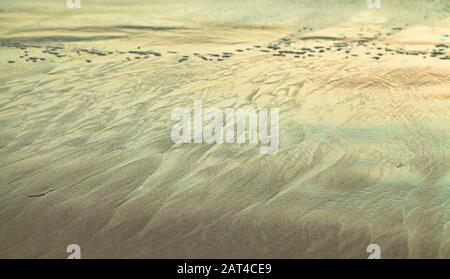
0 0 449 258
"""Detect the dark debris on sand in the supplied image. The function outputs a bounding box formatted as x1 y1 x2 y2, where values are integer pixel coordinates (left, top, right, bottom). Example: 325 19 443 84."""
2 27 449 66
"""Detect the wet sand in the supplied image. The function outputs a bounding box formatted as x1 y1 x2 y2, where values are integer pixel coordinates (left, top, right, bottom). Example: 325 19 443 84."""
0 0 449 258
